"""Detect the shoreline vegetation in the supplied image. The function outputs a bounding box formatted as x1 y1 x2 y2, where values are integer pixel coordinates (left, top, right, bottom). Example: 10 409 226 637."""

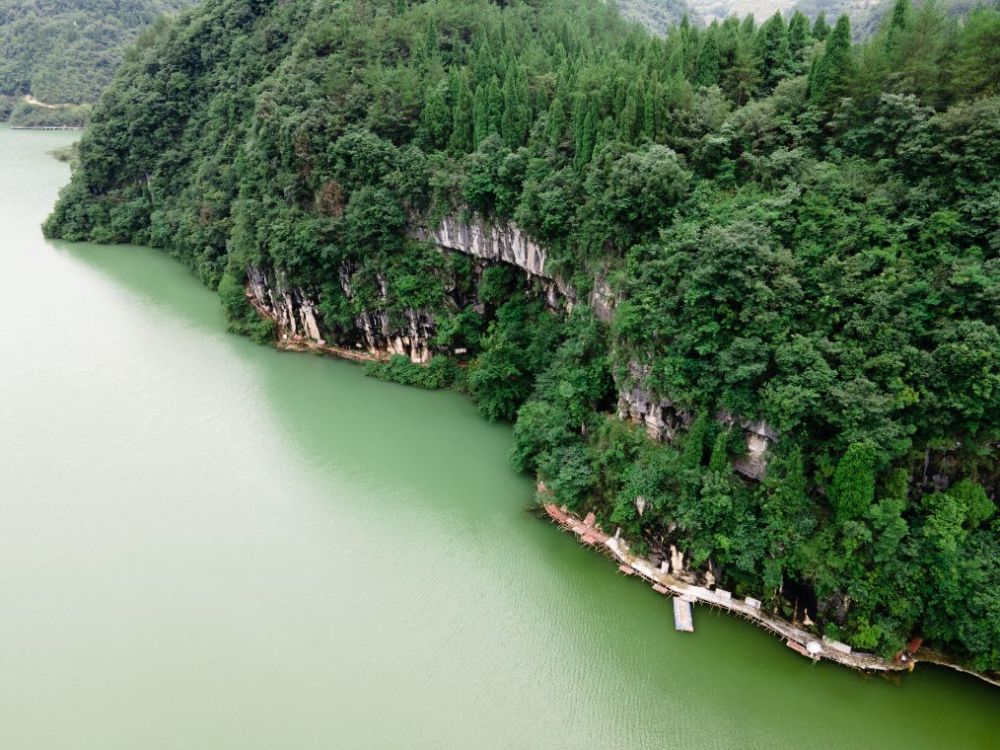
543 501 1000 689
2 96 88 129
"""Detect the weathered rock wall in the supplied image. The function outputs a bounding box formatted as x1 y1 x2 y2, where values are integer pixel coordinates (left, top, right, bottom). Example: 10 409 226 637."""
247 264 436 363
413 214 551 278
247 265 324 341
411 214 619 322
617 361 779 480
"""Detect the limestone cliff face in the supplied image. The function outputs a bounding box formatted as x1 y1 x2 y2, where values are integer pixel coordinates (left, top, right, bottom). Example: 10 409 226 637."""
617 361 779 480
246 265 436 363
414 215 549 278
617 362 693 442
247 265 324 342
411 214 619 322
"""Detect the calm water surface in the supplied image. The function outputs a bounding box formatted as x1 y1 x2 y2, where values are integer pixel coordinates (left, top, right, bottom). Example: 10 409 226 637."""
0 127 997 749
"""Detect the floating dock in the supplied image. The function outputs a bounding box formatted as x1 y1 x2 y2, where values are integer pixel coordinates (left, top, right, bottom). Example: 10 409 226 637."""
673 598 694 632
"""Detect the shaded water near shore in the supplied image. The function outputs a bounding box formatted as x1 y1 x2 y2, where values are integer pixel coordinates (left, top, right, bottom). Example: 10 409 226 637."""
1 126 997 749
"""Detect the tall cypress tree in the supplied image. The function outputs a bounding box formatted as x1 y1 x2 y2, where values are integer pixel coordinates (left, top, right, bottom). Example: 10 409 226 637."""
485 76 503 138
473 38 495 88
419 79 451 151
641 83 659 140
726 36 760 105
787 10 812 70
885 0 911 52
618 87 641 143
546 95 567 146
813 11 830 41
473 82 489 147
754 12 791 94
501 65 531 148
694 27 721 87
573 104 597 170
808 14 852 106
450 72 474 153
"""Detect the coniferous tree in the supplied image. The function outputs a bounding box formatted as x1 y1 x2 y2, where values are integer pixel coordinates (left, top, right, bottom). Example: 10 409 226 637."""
473 82 489 147
949 8 1000 98
419 79 451 150
813 11 830 41
754 12 791 94
787 10 812 70
726 35 760 105
619 86 641 142
450 72 474 153
546 96 566 146
573 104 597 169
808 14 852 106
640 83 659 140
501 65 531 148
473 38 495 87
486 76 504 137
694 27 721 87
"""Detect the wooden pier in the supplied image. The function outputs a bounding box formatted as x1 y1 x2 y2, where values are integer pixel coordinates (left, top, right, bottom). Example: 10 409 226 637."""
673 598 694 632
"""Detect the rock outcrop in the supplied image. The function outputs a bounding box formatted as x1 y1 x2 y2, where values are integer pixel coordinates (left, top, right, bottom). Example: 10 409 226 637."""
247 265 324 342
247 264 436 363
412 214 580 309
618 361 779 480
414 214 550 278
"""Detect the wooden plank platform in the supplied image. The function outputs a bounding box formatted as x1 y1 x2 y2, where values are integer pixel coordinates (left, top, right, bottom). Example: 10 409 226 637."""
673 598 694 632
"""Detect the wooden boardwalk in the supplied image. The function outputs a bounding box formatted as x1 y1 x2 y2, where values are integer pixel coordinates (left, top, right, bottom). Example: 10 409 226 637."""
540 502 937 678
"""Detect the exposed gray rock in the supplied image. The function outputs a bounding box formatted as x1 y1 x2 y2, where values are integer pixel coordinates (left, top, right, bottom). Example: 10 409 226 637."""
412 214 580 306
617 361 779 480
247 265 324 343
617 361 692 441
414 214 549 277
249 264 436 363
716 410 781 481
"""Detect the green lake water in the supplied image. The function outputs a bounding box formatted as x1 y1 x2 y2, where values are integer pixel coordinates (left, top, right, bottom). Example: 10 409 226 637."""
0 126 997 749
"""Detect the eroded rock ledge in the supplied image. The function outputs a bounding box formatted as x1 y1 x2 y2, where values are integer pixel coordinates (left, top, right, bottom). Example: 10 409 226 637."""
247 265 436 363
617 361 779 480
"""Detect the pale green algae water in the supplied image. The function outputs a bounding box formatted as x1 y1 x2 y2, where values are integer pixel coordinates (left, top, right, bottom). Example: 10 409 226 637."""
0 126 997 749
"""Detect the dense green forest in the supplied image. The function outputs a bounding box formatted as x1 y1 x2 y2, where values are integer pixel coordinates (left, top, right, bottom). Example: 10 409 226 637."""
46 0 1000 674
0 0 195 105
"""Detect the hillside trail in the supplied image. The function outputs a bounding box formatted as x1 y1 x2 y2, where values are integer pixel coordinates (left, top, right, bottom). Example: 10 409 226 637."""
23 94 68 109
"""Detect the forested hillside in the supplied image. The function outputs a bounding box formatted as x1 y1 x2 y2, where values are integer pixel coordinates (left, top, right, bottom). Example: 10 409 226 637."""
0 0 195 104
46 0 1000 674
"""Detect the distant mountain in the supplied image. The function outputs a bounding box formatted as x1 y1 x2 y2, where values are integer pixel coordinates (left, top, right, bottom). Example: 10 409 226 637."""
0 0 196 105
616 0 704 33
687 0 796 22
791 0 1000 37
679 0 999 30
